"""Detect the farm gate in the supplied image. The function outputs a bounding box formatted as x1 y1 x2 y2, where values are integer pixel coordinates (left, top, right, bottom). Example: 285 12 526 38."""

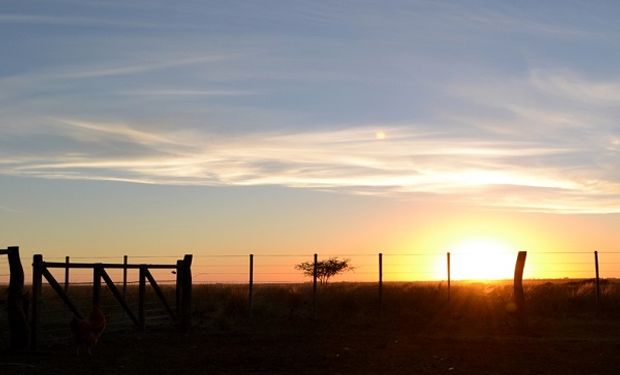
30 253 193 349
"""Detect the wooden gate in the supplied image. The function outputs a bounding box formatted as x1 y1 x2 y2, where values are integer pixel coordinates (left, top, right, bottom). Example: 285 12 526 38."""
30 253 193 349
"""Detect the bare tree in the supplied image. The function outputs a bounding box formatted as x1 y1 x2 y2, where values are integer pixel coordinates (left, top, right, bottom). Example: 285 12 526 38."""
295 257 353 284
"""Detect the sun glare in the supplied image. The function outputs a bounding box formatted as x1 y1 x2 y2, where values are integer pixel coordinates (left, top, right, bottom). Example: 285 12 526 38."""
450 239 516 280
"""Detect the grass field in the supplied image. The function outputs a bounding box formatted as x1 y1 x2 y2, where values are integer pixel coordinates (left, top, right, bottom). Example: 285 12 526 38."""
2 280 620 374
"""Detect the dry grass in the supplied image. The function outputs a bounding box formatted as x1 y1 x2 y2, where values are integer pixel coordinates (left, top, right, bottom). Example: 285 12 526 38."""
2 280 620 374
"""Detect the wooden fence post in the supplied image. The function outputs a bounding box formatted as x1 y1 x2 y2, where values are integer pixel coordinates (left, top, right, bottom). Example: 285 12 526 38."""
313 253 318 318
175 259 182 317
93 264 102 306
447 251 451 302
64 256 70 292
594 250 600 308
6 246 29 351
138 265 146 329
181 254 193 329
378 252 383 314
248 253 254 315
514 251 527 332
123 255 128 299
31 254 43 350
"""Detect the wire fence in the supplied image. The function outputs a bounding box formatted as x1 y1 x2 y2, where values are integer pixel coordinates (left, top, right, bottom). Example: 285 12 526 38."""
4 250 619 287
2 249 620 348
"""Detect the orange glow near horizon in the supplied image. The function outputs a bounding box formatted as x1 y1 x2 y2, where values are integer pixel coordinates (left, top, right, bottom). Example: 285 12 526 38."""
4 211 619 285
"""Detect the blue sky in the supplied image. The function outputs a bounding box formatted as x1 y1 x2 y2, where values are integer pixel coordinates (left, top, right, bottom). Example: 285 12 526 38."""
1 1 619 260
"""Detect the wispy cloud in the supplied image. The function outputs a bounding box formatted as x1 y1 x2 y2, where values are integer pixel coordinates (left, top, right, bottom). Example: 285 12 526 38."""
0 204 20 213
1 113 618 214
454 8 598 39
0 13 184 29
0 55 229 93
118 89 259 97
54 118 183 147
59 56 227 79
530 70 620 105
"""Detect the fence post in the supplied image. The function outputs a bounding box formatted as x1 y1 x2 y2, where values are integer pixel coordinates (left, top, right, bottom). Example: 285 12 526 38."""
513 251 527 333
6 246 29 351
31 254 43 350
447 251 451 302
123 255 128 299
378 252 383 314
138 265 146 329
93 263 102 306
248 253 254 316
64 256 70 292
175 259 182 317
181 254 193 329
594 250 600 308
313 253 318 318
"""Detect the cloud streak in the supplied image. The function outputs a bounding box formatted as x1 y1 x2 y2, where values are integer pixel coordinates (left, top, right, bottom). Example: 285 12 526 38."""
118 89 259 97
0 13 159 29
0 204 20 213
1 112 618 214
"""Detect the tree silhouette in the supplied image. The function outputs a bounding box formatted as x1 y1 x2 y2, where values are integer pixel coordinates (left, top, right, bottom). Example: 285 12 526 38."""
295 257 353 284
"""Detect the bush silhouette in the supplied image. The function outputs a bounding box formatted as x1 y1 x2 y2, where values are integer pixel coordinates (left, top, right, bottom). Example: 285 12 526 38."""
295 257 353 284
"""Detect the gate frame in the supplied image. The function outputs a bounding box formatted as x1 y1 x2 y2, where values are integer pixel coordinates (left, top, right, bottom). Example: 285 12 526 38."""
30 253 192 350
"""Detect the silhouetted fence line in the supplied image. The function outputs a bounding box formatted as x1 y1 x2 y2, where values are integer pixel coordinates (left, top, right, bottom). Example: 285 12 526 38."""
4 249 617 288
4 245 620 351
185 250 620 317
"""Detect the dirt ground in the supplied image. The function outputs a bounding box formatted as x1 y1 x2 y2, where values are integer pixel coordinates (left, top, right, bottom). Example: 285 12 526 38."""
2 319 620 375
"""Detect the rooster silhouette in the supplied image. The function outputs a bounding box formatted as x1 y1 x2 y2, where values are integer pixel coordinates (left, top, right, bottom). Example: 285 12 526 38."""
70 305 106 355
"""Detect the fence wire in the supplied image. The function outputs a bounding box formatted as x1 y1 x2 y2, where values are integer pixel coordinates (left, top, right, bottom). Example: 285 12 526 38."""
4 248 620 349
2 250 619 286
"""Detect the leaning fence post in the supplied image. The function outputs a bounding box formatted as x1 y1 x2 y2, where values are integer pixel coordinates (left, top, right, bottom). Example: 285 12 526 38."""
31 254 43 350
447 251 451 302
513 251 527 332
594 250 600 308
123 255 128 299
378 252 383 314
6 246 29 351
313 253 318 318
248 253 254 315
64 256 70 292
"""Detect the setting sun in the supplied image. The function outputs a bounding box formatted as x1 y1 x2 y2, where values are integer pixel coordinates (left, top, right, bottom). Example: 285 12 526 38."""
450 239 516 280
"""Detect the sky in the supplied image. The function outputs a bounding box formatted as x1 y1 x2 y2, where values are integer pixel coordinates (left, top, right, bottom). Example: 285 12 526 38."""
1 1 619 281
